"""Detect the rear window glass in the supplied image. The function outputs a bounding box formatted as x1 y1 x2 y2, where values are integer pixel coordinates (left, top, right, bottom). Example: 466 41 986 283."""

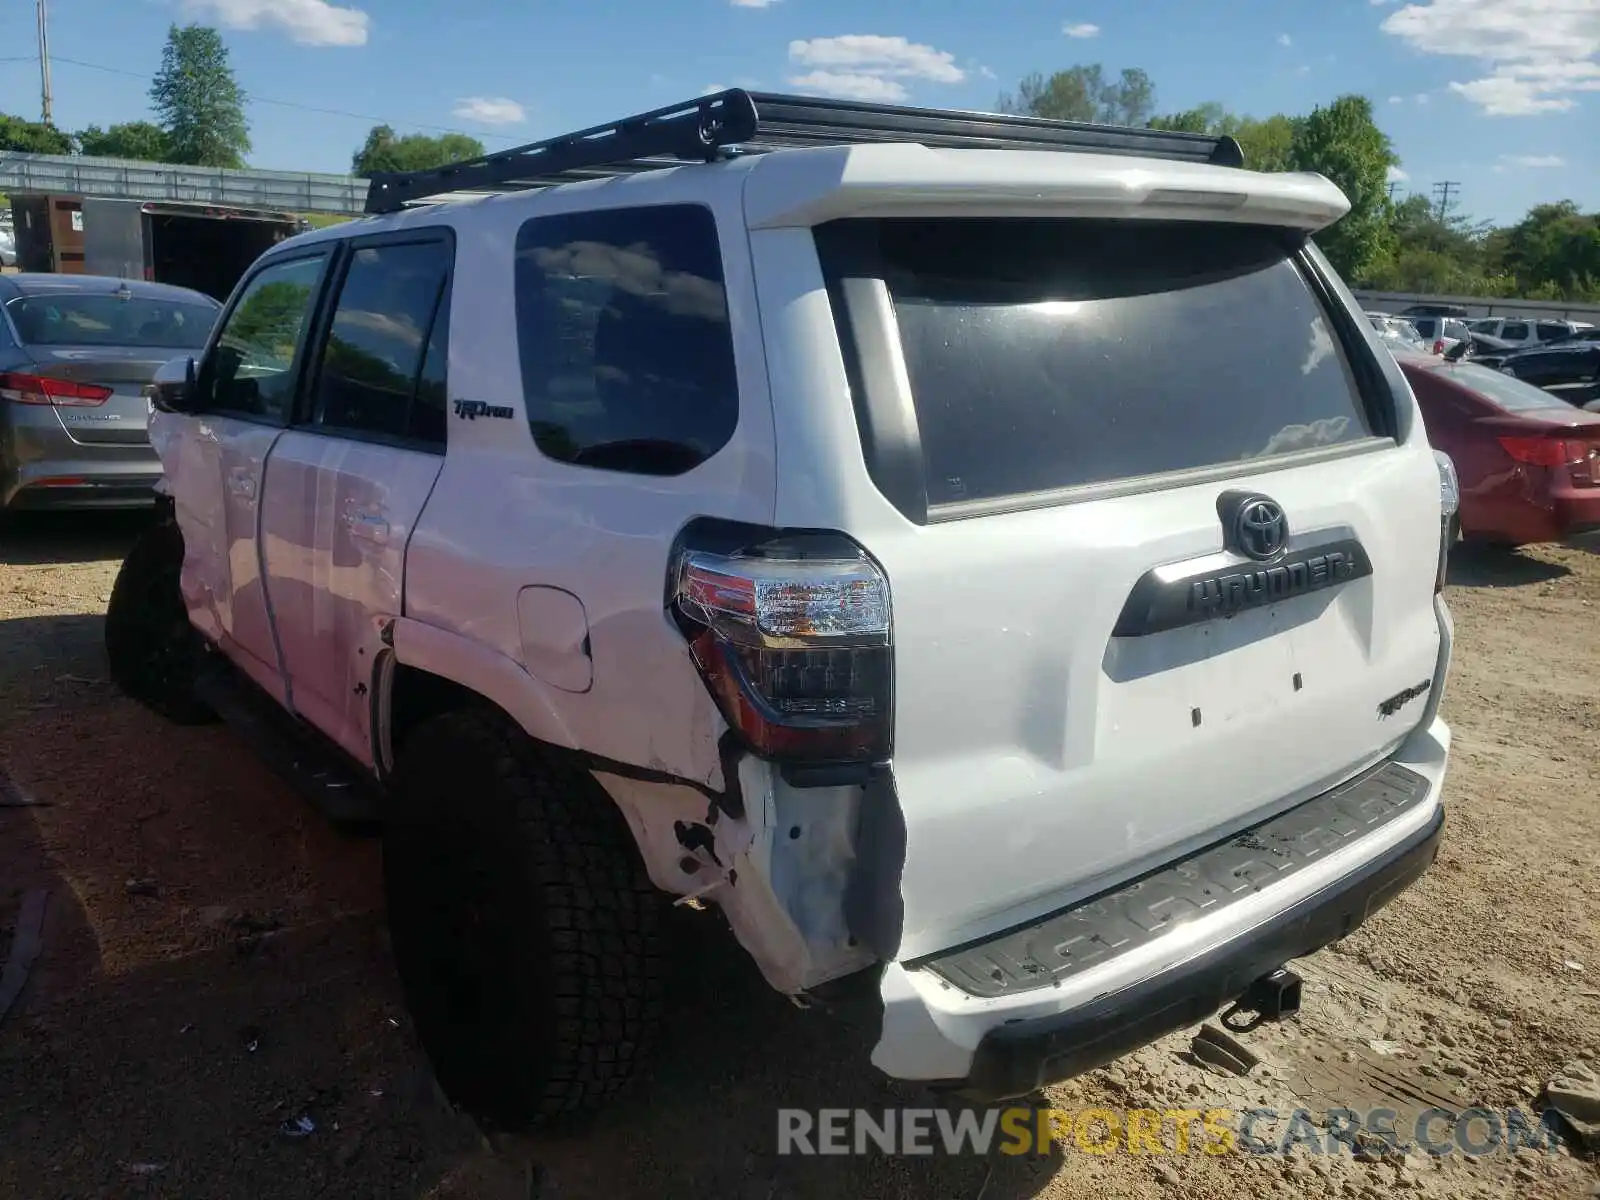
6 293 217 348
827 218 1378 507
1442 363 1572 413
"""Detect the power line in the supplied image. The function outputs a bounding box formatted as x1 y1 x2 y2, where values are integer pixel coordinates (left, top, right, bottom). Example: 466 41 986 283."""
25 52 523 144
1431 180 1460 222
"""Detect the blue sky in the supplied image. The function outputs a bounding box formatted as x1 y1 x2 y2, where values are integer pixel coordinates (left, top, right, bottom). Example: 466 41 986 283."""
0 0 1594 225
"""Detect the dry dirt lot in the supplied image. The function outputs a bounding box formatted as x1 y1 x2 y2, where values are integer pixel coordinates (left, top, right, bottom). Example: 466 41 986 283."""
0 512 1596 1200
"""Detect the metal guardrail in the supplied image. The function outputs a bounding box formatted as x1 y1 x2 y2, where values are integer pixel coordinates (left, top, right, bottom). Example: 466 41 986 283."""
1353 289 1600 324
0 150 368 216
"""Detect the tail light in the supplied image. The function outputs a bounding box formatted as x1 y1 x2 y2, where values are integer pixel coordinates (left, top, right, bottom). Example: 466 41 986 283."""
1497 434 1600 487
1433 339 1445 355
1434 450 1459 593
0 371 113 407
673 531 892 764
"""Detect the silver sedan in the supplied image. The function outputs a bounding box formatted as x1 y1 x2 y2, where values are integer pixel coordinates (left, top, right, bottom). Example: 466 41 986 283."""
0 274 220 511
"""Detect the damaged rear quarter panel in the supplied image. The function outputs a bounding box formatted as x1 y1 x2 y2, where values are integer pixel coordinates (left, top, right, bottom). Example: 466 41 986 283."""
593 757 877 994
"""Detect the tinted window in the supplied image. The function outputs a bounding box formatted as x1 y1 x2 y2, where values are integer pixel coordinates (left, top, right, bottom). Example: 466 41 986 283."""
1500 321 1530 341
513 204 736 476
6 293 217 348
824 218 1377 507
312 239 452 447
208 255 326 422
1447 363 1572 413
411 285 450 447
1413 318 1438 338
1536 322 1570 342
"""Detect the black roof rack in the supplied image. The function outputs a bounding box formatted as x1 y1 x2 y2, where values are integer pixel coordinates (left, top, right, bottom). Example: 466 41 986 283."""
363 89 1247 215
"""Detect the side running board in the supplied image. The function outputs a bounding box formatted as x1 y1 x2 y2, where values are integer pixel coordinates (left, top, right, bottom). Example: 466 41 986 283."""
194 661 382 826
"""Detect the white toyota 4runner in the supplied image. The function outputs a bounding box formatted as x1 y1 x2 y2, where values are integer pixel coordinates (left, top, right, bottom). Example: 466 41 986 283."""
105 90 1458 1131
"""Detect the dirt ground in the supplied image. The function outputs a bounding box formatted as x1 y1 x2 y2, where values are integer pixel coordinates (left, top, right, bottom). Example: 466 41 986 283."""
0 511 1596 1200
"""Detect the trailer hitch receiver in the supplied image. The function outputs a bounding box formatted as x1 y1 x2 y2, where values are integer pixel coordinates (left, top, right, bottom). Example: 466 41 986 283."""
1221 967 1303 1032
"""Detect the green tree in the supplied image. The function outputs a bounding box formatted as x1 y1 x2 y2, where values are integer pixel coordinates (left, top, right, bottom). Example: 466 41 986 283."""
1286 95 1397 282
351 125 485 176
1147 105 1296 171
998 65 1157 126
1494 202 1600 301
0 114 73 155
150 23 250 168
1147 102 1228 134
76 120 171 162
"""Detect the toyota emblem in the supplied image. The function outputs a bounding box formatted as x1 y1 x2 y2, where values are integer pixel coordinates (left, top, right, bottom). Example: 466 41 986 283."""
1233 497 1288 560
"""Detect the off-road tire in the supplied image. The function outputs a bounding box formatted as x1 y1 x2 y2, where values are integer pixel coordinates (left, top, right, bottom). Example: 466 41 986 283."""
104 519 216 725
383 710 667 1132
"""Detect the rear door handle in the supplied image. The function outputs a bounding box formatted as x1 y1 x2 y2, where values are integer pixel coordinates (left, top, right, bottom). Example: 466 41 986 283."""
346 511 390 545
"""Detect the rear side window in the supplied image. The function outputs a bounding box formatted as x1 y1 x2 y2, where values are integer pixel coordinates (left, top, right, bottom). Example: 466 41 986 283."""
513 204 737 476
1501 321 1530 341
310 237 453 449
821 218 1379 509
1536 322 1570 342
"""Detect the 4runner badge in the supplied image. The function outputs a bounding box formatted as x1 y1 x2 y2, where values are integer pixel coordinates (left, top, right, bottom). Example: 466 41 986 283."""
453 399 514 421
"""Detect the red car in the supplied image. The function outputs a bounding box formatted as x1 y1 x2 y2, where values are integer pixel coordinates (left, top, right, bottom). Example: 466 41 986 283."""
1398 352 1600 547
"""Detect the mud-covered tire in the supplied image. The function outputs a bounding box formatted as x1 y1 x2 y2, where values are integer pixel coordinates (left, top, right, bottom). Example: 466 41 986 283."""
383 710 667 1132
104 519 215 725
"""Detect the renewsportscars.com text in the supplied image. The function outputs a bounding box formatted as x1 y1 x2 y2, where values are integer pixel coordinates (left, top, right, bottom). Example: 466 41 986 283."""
777 1105 1563 1158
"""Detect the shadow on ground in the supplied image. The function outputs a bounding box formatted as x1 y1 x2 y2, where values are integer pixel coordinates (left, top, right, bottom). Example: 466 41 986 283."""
0 612 1060 1200
1445 542 1571 589
0 509 153 567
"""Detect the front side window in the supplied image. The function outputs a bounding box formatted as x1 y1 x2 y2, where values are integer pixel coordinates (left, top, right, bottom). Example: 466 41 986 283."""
207 254 327 422
310 238 453 448
1501 321 1530 341
513 204 737 477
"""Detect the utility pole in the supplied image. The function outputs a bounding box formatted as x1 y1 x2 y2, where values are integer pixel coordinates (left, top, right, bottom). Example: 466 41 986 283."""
1431 180 1459 223
36 0 54 126
1387 181 1403 203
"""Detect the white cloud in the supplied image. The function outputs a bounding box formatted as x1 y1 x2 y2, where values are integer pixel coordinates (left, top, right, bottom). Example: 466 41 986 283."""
1501 152 1566 166
787 70 908 103
731 0 778 6
183 0 368 46
1278 33 1293 46
452 97 526 125
701 82 729 95
1387 165 1410 181
789 35 965 83
1414 91 1432 103
1379 0 1600 116
786 34 964 101
1062 22 1101 38
1388 94 1405 102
